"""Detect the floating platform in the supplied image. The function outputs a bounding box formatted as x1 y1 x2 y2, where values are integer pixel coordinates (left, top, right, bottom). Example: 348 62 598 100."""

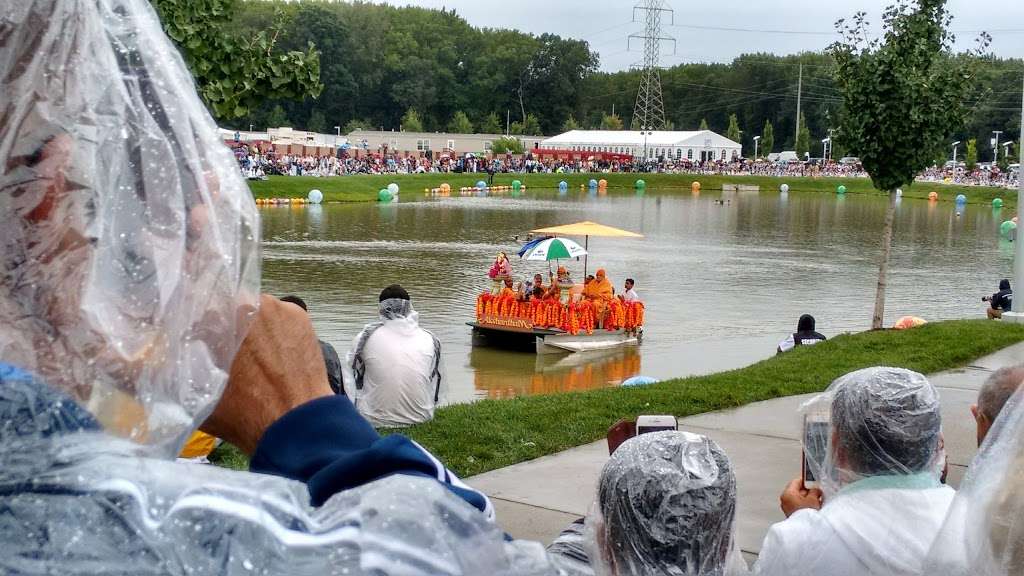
468 321 640 355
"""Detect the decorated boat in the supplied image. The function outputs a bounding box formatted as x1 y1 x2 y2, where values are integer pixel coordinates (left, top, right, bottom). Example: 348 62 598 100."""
468 221 645 355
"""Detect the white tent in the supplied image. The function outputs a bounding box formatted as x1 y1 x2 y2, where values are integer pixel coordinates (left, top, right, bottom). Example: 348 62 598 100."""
540 129 742 161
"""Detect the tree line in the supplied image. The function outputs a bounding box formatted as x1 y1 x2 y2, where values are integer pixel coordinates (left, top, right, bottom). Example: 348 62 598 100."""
214 0 1021 161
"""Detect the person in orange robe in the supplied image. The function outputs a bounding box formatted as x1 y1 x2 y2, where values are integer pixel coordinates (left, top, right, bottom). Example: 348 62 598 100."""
583 268 614 326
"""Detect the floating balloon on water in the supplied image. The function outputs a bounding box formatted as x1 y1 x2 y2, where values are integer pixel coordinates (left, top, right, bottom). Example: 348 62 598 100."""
388 183 400 195
896 189 903 197
598 179 608 189
691 181 701 192
836 185 846 194
993 198 1004 209
955 194 967 204
780 183 789 193
558 180 568 191
307 189 323 204
928 191 939 201
635 179 646 190
378 188 393 202
512 179 522 191
1001 220 1017 237
588 179 598 189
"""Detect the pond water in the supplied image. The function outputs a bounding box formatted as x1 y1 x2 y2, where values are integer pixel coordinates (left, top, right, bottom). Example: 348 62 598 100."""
260 187 1014 405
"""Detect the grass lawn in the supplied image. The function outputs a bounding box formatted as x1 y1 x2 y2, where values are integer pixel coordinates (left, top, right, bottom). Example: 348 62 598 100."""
246 173 1014 208
211 320 1024 476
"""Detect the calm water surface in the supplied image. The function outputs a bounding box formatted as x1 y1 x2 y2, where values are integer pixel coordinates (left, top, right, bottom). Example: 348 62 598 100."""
260 188 1013 404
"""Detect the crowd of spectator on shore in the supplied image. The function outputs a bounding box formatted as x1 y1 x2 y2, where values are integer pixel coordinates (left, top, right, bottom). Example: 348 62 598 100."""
235 144 1020 188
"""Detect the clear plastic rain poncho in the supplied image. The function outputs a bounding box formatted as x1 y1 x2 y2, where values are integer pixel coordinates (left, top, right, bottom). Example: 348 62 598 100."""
581 431 748 576
800 366 945 500
0 1 555 574
925 386 1024 575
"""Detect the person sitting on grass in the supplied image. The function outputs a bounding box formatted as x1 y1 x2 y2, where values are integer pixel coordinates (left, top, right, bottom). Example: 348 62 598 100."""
983 279 1013 319
279 295 345 395
776 314 826 354
547 431 747 576
344 285 443 428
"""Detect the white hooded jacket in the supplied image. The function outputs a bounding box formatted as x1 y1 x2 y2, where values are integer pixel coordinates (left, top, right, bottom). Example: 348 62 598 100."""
344 298 442 428
755 475 955 576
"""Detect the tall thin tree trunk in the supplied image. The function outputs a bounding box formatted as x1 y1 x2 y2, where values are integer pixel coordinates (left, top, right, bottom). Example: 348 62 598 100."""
872 190 898 329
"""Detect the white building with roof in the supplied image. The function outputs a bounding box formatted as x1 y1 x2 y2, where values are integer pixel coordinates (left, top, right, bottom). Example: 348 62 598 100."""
540 129 742 162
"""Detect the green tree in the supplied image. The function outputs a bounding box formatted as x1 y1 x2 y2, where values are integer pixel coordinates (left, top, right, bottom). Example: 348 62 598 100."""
601 113 624 130
266 104 289 128
725 113 741 145
509 121 524 135
795 113 810 158
522 113 543 136
830 0 988 328
965 138 978 170
479 112 503 134
491 136 524 154
307 110 327 133
761 119 774 157
152 0 322 119
401 108 424 132
699 118 709 130
1000 143 1016 171
342 118 372 134
448 111 474 134
561 115 581 132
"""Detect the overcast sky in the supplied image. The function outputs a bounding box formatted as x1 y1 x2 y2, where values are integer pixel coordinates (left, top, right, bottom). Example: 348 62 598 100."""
372 0 1024 71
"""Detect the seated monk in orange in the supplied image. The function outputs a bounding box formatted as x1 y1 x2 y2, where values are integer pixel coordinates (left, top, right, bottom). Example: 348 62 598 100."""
583 268 614 325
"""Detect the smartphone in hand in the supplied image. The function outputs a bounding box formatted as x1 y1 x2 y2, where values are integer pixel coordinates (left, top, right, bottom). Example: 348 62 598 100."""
803 414 830 490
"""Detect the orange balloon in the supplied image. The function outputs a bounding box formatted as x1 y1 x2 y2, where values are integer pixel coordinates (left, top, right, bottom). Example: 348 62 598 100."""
928 191 938 201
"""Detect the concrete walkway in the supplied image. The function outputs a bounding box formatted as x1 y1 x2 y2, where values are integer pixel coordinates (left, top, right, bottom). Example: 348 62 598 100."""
467 342 1024 560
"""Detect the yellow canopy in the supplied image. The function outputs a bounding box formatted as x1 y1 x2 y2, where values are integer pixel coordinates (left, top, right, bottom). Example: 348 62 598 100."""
531 221 643 238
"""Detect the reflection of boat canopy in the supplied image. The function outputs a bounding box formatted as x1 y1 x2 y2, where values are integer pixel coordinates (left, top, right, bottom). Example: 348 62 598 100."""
470 221 645 354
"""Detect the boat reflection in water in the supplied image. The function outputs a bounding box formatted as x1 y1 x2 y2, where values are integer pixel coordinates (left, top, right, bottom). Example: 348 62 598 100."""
469 346 642 399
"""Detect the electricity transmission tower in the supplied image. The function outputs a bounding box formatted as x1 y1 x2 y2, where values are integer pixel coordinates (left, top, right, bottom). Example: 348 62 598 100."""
629 0 675 131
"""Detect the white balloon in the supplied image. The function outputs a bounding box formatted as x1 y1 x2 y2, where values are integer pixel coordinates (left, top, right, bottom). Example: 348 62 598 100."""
896 189 903 197
780 183 790 193
388 183 400 195
307 189 323 204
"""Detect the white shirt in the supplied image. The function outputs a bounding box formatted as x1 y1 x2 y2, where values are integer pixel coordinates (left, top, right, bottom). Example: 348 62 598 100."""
344 315 440 428
622 288 639 302
755 480 955 576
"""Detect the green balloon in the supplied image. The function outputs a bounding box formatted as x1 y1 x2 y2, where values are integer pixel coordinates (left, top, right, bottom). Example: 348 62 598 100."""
837 185 847 194
378 189 393 202
512 179 522 191
635 179 646 189
1001 220 1017 236
993 198 1004 209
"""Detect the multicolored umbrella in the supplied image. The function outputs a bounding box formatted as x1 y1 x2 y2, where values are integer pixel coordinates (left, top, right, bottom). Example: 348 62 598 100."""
525 237 587 262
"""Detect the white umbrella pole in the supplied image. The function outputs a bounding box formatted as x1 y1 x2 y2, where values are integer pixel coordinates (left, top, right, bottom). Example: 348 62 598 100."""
584 235 589 276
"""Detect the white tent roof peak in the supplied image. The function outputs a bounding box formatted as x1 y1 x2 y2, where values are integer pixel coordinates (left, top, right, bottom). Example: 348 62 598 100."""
541 129 741 149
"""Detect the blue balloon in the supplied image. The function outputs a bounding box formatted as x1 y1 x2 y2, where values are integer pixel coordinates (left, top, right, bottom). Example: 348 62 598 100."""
622 376 659 387
476 180 487 190
307 189 323 204
588 179 598 188
955 194 967 204
558 180 568 190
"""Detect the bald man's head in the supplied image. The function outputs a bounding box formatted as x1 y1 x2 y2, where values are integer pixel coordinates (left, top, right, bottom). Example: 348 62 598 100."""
973 365 1024 446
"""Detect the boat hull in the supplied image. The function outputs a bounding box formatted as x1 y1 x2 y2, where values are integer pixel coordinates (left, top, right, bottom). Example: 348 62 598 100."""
468 322 640 355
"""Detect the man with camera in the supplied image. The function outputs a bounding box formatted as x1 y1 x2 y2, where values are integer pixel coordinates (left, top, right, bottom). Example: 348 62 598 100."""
755 367 953 576
983 279 1013 319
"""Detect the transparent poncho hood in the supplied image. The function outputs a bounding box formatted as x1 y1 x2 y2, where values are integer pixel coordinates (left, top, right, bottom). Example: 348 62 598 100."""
0 0 260 457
